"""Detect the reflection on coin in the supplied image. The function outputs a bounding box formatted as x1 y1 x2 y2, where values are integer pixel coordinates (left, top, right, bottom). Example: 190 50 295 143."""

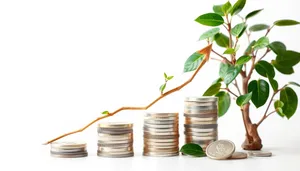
185 127 217 133
184 109 218 115
51 153 88 158
144 147 179 152
229 152 248 159
98 146 133 152
97 142 133 147
144 141 179 146
144 134 179 139
97 128 133 134
184 124 218 129
50 147 86 153
184 131 217 136
184 113 218 118
184 101 218 107
98 133 133 141
185 120 218 125
206 140 235 160
144 124 178 129
185 97 218 102
144 127 178 132
144 138 178 143
185 136 217 141
248 151 272 157
145 113 178 117
144 120 178 125
98 122 133 128
185 106 218 111
185 117 217 122
97 152 134 158
144 131 178 136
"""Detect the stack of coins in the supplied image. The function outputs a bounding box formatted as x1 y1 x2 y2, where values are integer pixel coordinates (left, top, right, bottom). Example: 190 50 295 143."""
50 142 88 158
97 122 134 158
143 112 179 157
184 97 218 151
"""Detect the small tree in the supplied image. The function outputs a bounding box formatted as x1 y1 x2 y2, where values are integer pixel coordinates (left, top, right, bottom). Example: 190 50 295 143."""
186 0 300 150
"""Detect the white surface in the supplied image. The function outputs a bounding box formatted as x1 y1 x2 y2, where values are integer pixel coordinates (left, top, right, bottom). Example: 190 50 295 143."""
0 0 300 171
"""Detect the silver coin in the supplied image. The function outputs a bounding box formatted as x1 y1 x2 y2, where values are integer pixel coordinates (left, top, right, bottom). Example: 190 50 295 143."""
98 139 133 144
144 134 179 139
50 151 87 155
98 133 133 141
144 130 178 136
98 142 133 147
98 122 133 129
185 105 217 111
185 120 218 125
143 151 179 157
185 136 217 141
144 120 178 125
144 144 178 149
144 116 178 120
144 127 178 132
51 141 86 149
144 123 178 129
144 147 179 153
184 101 217 107
97 128 133 134
184 113 218 118
145 112 178 117
144 138 178 143
185 117 217 122
144 141 179 146
185 96 218 102
97 152 134 158
51 152 88 158
248 151 272 157
184 131 217 136
98 146 133 152
229 152 248 159
184 124 218 129
184 109 218 115
206 140 235 160
50 147 86 153
185 127 217 133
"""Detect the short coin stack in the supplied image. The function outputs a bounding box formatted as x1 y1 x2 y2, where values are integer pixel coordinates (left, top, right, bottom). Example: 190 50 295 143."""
143 112 179 157
184 97 218 151
50 142 88 158
97 122 134 158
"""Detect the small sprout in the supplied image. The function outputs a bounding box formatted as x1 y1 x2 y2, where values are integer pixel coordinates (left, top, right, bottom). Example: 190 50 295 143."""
159 83 166 95
102 111 109 115
167 76 174 80
164 72 168 79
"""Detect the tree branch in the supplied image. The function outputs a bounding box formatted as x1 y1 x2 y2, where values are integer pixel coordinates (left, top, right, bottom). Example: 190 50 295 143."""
43 44 213 145
221 88 238 98
256 48 271 62
212 49 231 64
233 79 242 95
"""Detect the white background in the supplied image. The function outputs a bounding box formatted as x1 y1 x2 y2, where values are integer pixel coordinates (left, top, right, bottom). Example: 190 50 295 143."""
0 0 300 171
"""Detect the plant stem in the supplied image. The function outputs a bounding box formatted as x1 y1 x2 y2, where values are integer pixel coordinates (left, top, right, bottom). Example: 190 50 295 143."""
43 44 213 145
256 48 271 62
211 57 224 63
212 49 231 64
265 25 275 37
257 85 287 127
225 14 234 63
221 88 238 98
233 79 242 95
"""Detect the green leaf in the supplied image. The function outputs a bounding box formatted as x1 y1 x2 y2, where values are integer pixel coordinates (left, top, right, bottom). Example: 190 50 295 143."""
274 19 300 26
222 1 232 14
180 143 206 157
167 76 174 80
199 28 220 41
274 100 285 117
214 33 230 48
271 60 294 75
203 83 221 96
280 87 298 119
244 40 256 55
248 79 270 108
159 83 166 93
236 92 252 107
236 55 252 66
268 41 286 55
237 25 247 38
102 111 109 115
255 60 275 78
253 37 269 50
288 81 300 87
276 50 300 67
223 48 235 54
245 9 264 20
215 91 231 117
183 52 205 72
213 5 225 16
212 77 223 84
219 63 242 85
230 0 246 15
249 24 269 32
195 13 224 26
164 72 167 79
231 23 246 37
268 77 278 91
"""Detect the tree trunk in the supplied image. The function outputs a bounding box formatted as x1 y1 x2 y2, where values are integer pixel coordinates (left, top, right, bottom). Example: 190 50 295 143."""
241 77 263 150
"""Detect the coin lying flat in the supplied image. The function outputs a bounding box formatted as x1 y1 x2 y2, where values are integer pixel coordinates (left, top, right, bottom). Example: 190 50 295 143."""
184 124 218 129
97 152 134 158
143 151 179 157
185 97 218 102
184 113 218 118
184 131 217 136
50 141 88 158
185 127 218 133
51 153 88 158
229 152 248 159
144 141 179 146
185 117 217 122
51 142 86 149
98 122 133 129
184 109 218 115
206 140 235 160
248 151 272 157
145 113 178 117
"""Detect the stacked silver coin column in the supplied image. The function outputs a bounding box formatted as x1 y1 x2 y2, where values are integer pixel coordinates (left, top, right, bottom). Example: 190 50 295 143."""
50 142 88 158
184 97 218 151
97 122 134 157
143 113 179 157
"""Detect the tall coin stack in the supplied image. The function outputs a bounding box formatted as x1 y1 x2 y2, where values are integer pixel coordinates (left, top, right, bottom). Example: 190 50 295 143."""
97 122 134 158
143 112 179 157
184 97 218 151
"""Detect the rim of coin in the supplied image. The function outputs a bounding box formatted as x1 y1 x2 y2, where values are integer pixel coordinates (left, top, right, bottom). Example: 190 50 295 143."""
51 153 88 158
184 113 218 118
144 120 178 125
144 141 179 146
229 152 248 159
206 140 235 160
185 136 218 141
145 112 178 117
185 117 217 121
143 151 179 157
97 152 134 158
98 146 133 152
98 142 133 147
184 101 217 107
184 124 218 129
185 96 218 102
144 138 179 143
51 142 86 149
98 139 133 144
98 122 133 128
144 131 179 136
144 147 179 152
184 109 218 115
184 131 217 136
144 134 179 139
144 123 178 129
185 120 218 125
248 151 272 157
185 105 217 110
50 148 86 153
144 127 179 132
